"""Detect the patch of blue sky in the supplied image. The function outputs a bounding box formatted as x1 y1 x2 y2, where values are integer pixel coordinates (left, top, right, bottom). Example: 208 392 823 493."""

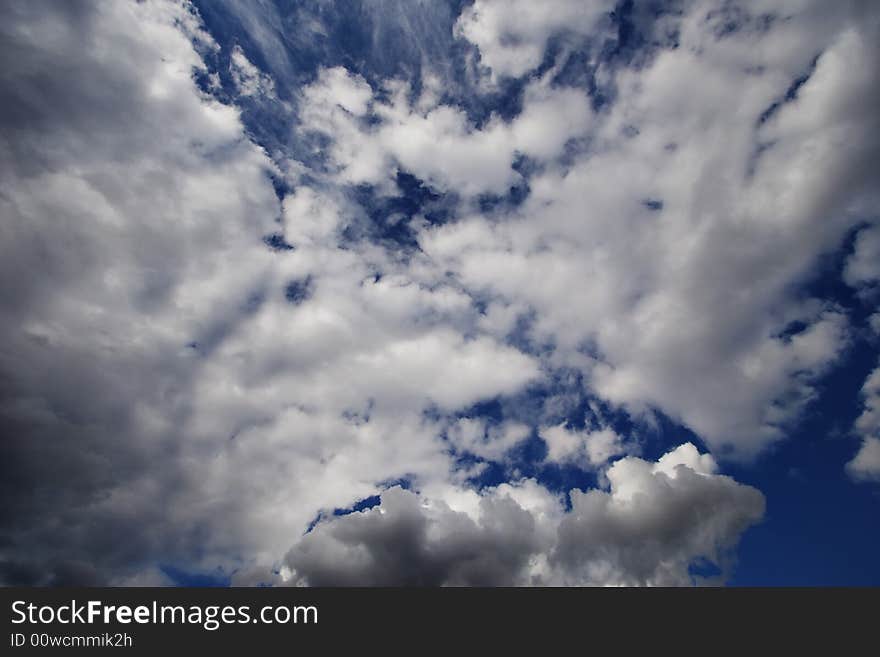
160 564 231 588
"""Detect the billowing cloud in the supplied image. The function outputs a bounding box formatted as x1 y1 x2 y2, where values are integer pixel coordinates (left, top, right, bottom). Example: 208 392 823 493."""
285 444 765 586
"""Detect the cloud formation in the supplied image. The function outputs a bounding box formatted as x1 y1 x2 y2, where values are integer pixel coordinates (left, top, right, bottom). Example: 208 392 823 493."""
285 444 765 586
1 0 877 586
422 0 880 458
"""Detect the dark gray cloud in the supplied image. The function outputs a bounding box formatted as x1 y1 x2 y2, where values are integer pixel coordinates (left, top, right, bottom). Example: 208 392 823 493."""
0 0 281 584
286 446 765 586
287 487 541 586
553 462 765 585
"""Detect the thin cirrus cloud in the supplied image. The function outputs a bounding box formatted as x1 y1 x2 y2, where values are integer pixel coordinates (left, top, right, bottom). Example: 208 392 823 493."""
0 0 877 586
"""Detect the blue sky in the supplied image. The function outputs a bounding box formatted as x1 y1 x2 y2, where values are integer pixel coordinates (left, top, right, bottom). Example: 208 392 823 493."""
1 0 878 586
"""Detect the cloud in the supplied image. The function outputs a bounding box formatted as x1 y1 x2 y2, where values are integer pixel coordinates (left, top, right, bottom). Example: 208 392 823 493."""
454 0 615 79
844 224 880 291
844 231 880 483
229 44 276 98
847 437 880 482
539 424 626 468
847 365 880 482
303 66 372 115
298 67 592 194
284 444 764 586
285 486 543 586
553 444 764 586
418 1 879 458
447 418 532 461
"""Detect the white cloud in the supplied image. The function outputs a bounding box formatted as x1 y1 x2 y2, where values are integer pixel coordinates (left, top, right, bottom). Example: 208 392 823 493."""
454 0 615 79
447 418 532 461
540 424 625 468
298 68 592 194
654 442 719 478
847 365 880 482
229 44 276 98
844 224 880 290
847 437 880 482
304 66 372 115
418 1 879 458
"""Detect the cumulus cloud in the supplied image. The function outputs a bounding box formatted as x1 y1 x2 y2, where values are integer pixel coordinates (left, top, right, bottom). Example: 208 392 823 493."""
285 444 765 586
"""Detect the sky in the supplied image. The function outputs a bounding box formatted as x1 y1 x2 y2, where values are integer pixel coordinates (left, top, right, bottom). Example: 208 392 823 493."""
0 0 878 586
